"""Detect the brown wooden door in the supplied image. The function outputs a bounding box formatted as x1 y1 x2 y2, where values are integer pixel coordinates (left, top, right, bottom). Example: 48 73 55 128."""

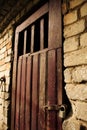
11 1 62 130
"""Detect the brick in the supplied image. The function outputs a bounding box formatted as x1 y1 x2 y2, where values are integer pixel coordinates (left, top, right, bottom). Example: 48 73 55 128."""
4 34 9 41
1 92 10 100
64 19 85 38
65 84 87 101
63 117 81 130
64 68 72 83
70 0 85 9
5 85 10 92
72 66 87 82
4 101 10 108
80 32 87 47
0 64 6 72
0 46 6 54
5 70 10 77
0 59 5 66
80 2 87 17
75 101 87 122
5 55 11 63
5 63 11 70
7 48 12 55
6 41 12 50
3 108 8 117
0 53 4 60
6 77 10 85
64 10 77 25
64 47 87 67
64 36 79 53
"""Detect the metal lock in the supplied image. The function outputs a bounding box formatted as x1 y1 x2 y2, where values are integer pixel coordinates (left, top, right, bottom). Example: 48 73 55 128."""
43 104 67 119
58 105 66 118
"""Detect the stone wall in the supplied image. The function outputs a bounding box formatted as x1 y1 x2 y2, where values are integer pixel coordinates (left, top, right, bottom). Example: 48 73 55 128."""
63 0 87 129
0 28 13 130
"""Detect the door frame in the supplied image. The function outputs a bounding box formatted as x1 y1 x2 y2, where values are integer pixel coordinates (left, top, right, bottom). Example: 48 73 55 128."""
11 0 62 130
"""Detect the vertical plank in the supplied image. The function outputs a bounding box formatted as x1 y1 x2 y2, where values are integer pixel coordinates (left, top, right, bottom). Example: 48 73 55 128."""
48 0 62 48
40 19 44 50
11 31 19 130
25 56 32 130
23 30 27 54
31 25 35 53
47 50 57 130
15 57 22 130
38 52 46 130
31 54 39 130
20 56 27 130
57 48 62 130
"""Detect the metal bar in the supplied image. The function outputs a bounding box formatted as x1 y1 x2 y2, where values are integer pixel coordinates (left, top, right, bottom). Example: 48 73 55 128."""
20 56 27 130
15 57 22 130
31 25 35 53
23 30 27 54
47 50 56 130
31 54 39 130
16 3 48 32
40 19 44 50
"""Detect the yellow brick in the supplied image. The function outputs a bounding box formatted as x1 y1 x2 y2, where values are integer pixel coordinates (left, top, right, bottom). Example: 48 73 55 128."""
80 2 87 17
64 10 77 25
80 32 87 47
70 0 85 9
64 19 85 38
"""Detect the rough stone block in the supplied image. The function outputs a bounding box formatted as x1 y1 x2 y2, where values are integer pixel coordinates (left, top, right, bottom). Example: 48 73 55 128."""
64 68 72 83
64 47 87 67
1 92 10 100
80 32 87 47
72 66 87 82
64 36 79 53
63 117 81 130
64 10 77 25
0 46 6 54
80 2 87 17
64 19 85 38
76 101 87 122
65 84 87 101
5 55 11 63
70 0 85 9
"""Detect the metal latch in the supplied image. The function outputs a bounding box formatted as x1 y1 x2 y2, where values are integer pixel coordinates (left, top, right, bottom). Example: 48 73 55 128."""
43 104 67 118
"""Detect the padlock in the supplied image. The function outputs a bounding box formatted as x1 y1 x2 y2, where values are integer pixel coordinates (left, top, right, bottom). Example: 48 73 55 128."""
58 105 66 118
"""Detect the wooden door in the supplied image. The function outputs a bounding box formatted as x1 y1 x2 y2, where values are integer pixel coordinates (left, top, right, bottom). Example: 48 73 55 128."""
11 0 62 130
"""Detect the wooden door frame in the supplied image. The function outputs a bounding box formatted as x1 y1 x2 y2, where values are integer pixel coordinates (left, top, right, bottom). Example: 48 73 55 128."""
11 0 62 130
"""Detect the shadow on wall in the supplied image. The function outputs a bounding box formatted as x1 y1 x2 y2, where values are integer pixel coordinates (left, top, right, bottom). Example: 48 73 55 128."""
80 125 87 130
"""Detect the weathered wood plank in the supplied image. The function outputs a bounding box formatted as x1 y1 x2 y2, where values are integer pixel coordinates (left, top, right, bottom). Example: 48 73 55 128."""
57 48 62 130
31 54 39 130
23 30 27 54
20 56 27 130
47 50 57 130
15 57 22 130
16 3 48 32
48 0 62 48
40 19 44 50
25 56 32 130
31 25 35 53
38 52 46 130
